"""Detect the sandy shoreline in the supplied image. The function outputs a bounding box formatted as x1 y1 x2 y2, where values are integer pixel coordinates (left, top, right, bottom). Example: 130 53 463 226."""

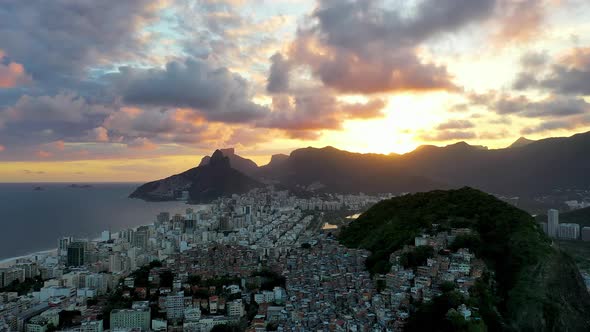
0 248 58 268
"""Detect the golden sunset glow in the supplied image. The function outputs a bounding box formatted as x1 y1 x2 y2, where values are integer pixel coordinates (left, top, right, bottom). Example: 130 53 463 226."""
1 0 590 182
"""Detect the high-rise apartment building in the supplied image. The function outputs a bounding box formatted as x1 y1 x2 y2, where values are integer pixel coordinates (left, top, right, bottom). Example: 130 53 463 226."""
133 226 149 249
165 292 185 322
58 236 74 256
67 242 86 267
547 209 559 238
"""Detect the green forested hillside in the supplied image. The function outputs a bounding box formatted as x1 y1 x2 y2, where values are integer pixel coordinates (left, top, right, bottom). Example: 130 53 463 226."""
339 187 590 331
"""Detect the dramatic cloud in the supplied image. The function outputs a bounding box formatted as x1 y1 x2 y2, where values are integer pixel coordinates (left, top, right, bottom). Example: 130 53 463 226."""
3 92 110 125
112 59 268 123
258 93 386 138
514 47 590 95
102 106 214 145
0 0 163 81
0 0 589 169
539 48 590 95
0 92 115 160
0 92 113 158
273 0 501 94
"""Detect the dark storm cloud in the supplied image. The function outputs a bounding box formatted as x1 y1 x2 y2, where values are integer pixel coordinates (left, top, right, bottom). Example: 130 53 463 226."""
112 58 268 123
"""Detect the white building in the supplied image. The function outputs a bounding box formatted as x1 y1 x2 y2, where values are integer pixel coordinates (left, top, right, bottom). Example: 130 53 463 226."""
77 288 97 299
79 320 104 332
110 308 150 331
226 299 244 317
39 286 74 301
558 223 580 240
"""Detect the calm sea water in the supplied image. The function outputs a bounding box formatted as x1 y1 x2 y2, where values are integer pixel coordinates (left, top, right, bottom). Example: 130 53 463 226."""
0 183 188 260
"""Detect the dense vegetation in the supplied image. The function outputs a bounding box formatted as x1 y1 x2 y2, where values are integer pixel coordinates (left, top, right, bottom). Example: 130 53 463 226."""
0 276 43 295
251 270 286 291
339 187 590 331
556 240 590 273
400 245 434 269
406 282 486 332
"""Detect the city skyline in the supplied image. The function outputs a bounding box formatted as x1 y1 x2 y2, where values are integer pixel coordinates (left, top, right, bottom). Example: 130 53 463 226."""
1 0 590 181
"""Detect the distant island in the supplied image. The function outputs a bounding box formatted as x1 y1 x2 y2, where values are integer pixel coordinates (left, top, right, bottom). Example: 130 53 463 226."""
32 186 44 191
67 184 93 189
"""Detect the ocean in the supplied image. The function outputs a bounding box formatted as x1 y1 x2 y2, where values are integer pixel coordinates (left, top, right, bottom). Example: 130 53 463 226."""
0 183 189 260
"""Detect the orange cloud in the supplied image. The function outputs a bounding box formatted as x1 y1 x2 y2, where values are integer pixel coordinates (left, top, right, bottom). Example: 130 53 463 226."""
120 106 143 117
0 50 32 88
92 127 110 142
36 150 52 158
173 108 205 124
0 144 5 152
50 140 65 151
492 0 559 45
128 137 157 151
559 47 590 69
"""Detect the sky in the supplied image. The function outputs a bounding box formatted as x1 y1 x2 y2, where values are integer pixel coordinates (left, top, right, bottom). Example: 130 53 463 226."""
1 0 590 182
